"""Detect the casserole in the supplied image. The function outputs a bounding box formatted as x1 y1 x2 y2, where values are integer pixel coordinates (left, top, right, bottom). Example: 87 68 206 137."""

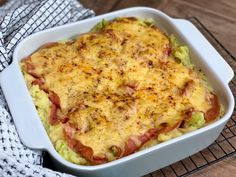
0 7 234 177
20 16 223 166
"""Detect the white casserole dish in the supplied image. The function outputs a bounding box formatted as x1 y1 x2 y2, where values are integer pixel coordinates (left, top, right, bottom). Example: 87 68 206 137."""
0 7 234 177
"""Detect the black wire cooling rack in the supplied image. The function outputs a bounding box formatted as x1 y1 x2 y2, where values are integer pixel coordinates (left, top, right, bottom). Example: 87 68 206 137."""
145 17 236 177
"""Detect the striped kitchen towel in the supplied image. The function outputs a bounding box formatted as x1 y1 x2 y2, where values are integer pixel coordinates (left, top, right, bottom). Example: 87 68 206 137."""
0 0 94 176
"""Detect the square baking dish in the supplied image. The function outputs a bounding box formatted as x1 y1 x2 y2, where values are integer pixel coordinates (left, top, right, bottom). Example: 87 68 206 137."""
0 7 234 177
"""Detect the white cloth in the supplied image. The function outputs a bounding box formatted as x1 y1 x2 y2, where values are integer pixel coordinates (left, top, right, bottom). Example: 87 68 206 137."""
0 0 94 176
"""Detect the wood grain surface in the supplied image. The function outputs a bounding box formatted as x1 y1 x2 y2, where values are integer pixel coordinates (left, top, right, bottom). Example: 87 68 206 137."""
0 0 6 6
79 0 236 177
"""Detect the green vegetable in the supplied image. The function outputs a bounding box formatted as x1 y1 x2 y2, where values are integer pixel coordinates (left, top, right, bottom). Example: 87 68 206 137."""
185 112 205 129
29 85 50 130
91 19 108 32
170 35 193 69
55 140 88 165
174 46 193 69
139 18 155 27
158 129 183 142
170 34 179 49
48 124 63 144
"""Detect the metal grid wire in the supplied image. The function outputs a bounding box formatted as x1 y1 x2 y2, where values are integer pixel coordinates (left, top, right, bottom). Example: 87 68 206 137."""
146 17 236 177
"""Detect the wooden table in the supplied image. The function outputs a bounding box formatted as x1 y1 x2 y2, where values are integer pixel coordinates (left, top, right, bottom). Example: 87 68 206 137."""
80 0 236 177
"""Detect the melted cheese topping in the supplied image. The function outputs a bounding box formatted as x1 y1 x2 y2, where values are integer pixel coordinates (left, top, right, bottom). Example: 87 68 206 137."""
22 17 214 162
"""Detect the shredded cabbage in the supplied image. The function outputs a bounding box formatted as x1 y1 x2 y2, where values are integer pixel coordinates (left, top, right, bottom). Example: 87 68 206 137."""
29 85 51 130
185 111 205 129
158 129 183 142
139 18 155 27
91 19 108 32
170 35 193 69
55 140 88 165
170 34 179 49
48 124 63 144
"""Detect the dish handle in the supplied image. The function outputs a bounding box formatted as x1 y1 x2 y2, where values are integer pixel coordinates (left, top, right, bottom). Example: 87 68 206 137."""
172 19 234 84
0 63 50 150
